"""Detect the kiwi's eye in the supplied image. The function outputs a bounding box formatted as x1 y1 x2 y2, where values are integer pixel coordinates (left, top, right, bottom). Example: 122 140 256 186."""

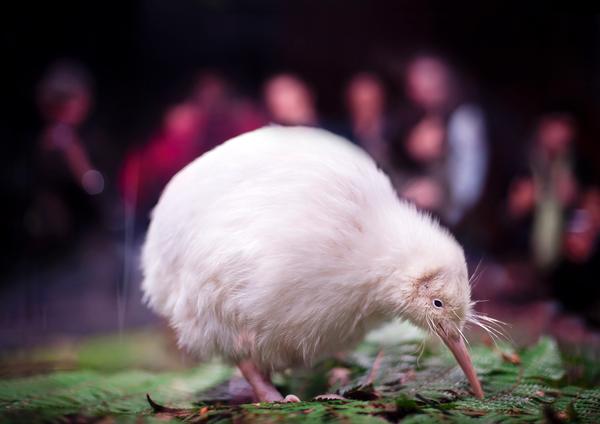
433 299 443 308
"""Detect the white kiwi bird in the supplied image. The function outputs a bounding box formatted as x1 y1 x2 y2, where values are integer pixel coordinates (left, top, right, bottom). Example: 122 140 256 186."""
141 125 486 402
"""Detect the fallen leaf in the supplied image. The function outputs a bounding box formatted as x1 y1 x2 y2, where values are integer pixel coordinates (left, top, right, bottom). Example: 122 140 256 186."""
501 351 522 365
343 383 381 400
146 394 192 418
314 393 347 401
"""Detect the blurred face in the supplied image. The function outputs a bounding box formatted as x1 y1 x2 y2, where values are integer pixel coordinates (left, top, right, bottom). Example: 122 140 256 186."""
164 104 202 140
564 210 596 263
193 74 228 109
405 117 445 163
537 117 575 156
346 75 385 118
50 91 91 125
405 57 451 111
508 177 536 218
264 75 316 126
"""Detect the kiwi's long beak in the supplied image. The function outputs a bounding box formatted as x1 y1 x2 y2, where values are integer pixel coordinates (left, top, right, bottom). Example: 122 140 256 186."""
438 324 484 399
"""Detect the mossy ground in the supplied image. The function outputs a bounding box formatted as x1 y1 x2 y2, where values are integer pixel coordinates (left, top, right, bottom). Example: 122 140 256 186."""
0 322 598 423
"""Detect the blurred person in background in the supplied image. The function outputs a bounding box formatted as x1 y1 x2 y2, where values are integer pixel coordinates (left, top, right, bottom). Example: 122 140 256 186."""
26 61 107 259
530 114 579 270
344 72 391 170
120 102 205 216
391 53 489 227
505 113 580 270
120 71 264 221
488 112 600 342
192 72 265 151
263 73 318 127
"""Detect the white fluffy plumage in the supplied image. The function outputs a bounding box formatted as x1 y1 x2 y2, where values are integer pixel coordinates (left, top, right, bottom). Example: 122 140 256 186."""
142 125 470 373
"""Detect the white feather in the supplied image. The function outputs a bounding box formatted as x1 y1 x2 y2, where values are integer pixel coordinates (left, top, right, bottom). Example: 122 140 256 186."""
141 126 469 372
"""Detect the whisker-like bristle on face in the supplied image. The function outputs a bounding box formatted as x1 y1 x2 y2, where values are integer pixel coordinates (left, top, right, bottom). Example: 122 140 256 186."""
455 323 470 347
468 258 485 289
425 315 434 335
426 315 445 347
482 324 506 345
476 314 510 328
467 313 512 346
468 310 508 328
485 319 515 346
471 313 511 341
468 319 501 346
468 272 482 290
451 309 462 322
415 339 426 367
425 315 437 339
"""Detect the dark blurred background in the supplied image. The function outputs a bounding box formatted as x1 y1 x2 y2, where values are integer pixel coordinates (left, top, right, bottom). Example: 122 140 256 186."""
1 3 599 351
